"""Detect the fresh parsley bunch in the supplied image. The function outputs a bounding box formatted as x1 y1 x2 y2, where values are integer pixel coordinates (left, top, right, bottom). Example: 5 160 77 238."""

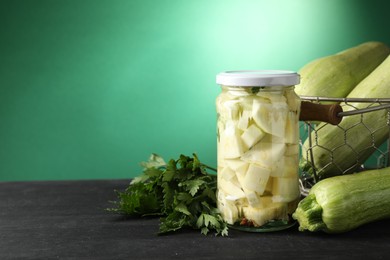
107 153 228 236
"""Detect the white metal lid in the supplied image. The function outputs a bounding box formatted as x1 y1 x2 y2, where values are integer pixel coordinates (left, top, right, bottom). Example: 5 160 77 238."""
216 70 300 87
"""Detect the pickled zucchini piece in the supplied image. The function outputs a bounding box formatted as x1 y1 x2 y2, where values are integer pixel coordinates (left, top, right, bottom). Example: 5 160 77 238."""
285 144 299 156
217 190 240 225
241 124 265 149
241 141 286 168
226 159 249 173
220 123 245 159
252 99 288 137
272 176 300 203
242 163 271 195
220 166 236 181
271 156 298 177
242 201 288 227
284 111 299 144
237 110 252 130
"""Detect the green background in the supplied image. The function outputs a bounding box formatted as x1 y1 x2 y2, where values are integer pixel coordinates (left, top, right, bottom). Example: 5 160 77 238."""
1 0 390 181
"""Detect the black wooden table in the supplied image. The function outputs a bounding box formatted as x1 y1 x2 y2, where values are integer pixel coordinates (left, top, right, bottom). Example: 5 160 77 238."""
1 179 389 259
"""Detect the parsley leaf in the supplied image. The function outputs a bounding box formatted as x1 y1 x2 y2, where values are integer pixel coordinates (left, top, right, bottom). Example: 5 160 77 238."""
106 153 228 236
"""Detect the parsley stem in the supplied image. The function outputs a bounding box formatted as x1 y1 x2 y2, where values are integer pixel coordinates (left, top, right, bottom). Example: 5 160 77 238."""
202 164 217 172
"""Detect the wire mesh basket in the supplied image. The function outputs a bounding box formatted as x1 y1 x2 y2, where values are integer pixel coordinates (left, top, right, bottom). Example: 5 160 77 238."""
299 96 390 196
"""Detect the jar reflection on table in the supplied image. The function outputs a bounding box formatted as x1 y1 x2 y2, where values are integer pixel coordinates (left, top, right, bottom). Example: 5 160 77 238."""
215 71 301 231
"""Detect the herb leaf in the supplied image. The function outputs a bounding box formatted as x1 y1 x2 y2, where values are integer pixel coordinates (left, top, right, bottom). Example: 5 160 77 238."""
106 153 228 236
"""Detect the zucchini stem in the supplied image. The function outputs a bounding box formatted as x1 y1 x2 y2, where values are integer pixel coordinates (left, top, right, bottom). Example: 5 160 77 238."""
292 194 327 232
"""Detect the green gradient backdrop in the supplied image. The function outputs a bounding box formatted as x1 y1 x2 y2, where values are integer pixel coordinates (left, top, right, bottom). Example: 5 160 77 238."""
1 0 390 181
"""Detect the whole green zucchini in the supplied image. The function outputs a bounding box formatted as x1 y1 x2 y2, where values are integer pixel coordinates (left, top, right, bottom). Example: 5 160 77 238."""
296 41 390 99
300 54 390 179
292 167 390 233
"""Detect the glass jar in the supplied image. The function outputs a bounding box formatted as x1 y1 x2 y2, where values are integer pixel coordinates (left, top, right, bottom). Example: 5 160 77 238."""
215 70 301 232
